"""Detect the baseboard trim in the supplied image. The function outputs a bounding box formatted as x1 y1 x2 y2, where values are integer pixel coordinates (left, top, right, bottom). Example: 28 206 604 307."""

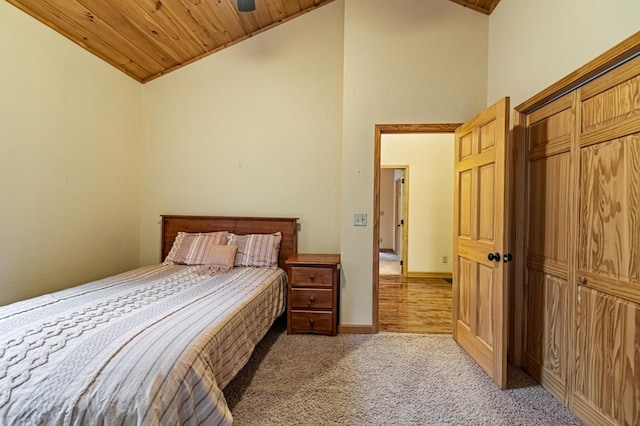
339 324 376 334
379 248 395 253
571 394 615 426
407 272 453 279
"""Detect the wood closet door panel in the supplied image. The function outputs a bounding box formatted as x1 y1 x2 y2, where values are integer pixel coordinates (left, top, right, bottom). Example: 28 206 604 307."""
523 269 568 395
579 134 640 291
528 153 571 268
571 54 640 426
574 286 640 425
523 93 574 403
581 68 640 135
528 107 573 159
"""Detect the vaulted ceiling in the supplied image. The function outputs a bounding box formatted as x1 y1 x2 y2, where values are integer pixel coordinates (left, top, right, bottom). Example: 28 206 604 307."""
6 0 501 83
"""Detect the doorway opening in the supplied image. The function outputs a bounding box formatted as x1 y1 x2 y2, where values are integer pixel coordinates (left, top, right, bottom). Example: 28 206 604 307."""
373 124 460 334
379 166 407 276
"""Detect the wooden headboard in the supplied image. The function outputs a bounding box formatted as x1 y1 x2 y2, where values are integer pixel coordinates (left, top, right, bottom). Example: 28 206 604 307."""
160 215 299 269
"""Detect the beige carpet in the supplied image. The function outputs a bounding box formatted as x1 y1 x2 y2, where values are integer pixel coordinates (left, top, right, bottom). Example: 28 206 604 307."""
223 318 582 425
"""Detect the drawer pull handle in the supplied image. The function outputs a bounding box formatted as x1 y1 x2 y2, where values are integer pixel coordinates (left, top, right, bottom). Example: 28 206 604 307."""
309 318 314 327
308 296 315 306
578 276 587 285
309 274 315 281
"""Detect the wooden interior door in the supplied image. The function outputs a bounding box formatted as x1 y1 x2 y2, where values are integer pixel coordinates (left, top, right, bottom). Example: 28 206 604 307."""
394 174 405 274
394 178 402 255
571 55 640 426
521 92 574 404
453 97 510 389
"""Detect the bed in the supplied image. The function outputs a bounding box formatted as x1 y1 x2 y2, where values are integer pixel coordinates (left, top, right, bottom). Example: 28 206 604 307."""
0 215 298 425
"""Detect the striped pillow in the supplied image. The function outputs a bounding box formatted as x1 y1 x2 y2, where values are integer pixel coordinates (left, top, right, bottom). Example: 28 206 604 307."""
227 232 282 268
165 231 229 265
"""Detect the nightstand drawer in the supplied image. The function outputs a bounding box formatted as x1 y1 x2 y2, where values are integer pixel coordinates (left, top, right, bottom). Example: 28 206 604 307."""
290 311 334 333
291 288 333 309
290 266 333 287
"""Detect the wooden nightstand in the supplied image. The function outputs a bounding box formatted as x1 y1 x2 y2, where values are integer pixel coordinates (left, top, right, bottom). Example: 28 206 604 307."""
285 254 340 336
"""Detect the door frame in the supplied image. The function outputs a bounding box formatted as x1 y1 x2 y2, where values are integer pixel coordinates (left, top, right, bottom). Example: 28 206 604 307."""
373 123 461 332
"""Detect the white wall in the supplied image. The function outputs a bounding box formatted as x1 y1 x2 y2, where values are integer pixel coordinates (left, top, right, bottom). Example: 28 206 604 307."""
0 2 142 306
382 133 454 274
140 1 344 264
341 0 489 325
488 0 640 107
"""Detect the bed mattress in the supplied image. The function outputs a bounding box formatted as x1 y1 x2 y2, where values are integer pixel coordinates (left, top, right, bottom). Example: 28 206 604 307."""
0 264 287 425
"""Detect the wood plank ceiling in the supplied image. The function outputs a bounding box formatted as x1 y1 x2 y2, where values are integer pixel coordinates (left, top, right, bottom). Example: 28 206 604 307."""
6 0 501 84
449 0 501 15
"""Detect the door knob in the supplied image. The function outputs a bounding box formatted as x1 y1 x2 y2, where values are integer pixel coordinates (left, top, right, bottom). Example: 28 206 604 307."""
503 253 513 263
487 252 500 262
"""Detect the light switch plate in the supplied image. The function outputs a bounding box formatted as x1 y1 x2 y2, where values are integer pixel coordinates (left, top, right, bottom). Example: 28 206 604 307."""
354 213 367 226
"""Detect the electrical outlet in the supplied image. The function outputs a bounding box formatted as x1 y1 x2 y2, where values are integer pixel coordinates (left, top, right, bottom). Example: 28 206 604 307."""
442 255 448 263
354 213 367 226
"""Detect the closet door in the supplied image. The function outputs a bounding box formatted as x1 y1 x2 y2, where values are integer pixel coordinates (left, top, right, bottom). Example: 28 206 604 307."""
522 93 574 403
572 55 640 425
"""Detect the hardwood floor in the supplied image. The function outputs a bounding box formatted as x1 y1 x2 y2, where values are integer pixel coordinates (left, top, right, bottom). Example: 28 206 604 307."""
379 275 452 334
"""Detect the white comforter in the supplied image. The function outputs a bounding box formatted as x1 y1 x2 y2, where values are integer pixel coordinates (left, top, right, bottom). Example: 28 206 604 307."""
0 265 286 425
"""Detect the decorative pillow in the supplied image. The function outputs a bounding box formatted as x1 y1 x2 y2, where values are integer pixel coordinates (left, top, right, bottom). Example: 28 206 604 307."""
164 231 229 265
201 244 238 272
227 232 282 268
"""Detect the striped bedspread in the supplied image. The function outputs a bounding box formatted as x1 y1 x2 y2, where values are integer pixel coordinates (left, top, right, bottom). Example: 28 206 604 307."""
0 265 287 425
